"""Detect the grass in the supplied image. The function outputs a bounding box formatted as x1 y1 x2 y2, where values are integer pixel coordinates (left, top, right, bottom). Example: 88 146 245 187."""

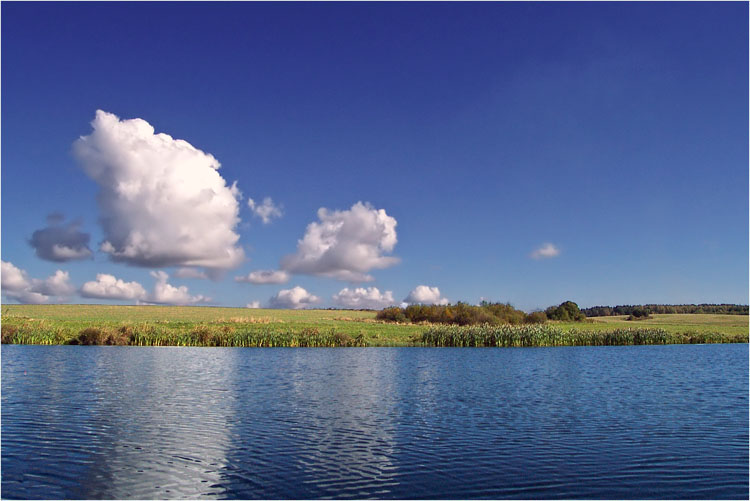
1 305 747 347
420 324 748 347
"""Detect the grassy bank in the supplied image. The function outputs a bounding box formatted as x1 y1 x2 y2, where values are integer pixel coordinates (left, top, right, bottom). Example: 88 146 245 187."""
1 305 747 347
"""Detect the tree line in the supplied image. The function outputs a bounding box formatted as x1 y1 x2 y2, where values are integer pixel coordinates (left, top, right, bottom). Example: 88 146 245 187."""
376 300 586 326
581 304 748 317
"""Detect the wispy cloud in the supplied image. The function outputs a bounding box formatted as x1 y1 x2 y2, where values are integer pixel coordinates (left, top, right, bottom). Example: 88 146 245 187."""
235 269 290 284
530 243 561 259
174 268 209 280
248 197 283 224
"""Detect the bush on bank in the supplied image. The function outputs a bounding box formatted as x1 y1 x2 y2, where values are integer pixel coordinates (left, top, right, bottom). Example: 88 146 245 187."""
376 301 560 326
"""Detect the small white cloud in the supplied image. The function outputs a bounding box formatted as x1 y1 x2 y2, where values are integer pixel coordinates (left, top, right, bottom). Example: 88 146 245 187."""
80 273 147 301
332 287 396 309
269 286 320 309
145 271 210 305
246 301 261 309
73 110 244 273
248 197 283 224
531 243 561 260
1 261 74 304
173 267 209 280
404 285 449 305
32 270 75 297
29 215 92 262
235 269 290 284
281 201 399 282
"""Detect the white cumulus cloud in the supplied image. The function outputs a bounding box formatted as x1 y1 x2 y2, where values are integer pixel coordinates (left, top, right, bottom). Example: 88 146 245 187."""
404 285 450 305
80 273 147 301
531 243 561 259
248 197 283 224
269 286 320 309
33 270 76 297
29 214 92 262
73 110 244 272
281 202 399 282
332 287 396 309
235 269 290 284
1 261 74 304
246 301 261 309
146 271 210 306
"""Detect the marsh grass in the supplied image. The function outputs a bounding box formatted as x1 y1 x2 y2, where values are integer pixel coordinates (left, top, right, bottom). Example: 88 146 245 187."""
0 305 746 347
420 324 748 347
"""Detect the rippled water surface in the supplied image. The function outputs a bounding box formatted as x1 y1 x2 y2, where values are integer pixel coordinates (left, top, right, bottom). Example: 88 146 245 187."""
2 344 748 499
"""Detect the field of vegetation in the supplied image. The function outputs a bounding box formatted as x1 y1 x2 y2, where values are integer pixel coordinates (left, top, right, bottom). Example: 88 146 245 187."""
1 305 747 347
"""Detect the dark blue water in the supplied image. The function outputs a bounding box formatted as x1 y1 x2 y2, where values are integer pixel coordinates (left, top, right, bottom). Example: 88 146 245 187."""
2 344 748 499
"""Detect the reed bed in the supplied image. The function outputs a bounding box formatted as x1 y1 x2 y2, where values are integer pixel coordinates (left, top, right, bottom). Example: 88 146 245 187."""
419 324 748 347
1 321 367 347
1 310 746 347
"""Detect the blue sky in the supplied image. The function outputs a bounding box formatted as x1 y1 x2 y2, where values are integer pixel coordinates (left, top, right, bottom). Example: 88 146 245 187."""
2 2 747 310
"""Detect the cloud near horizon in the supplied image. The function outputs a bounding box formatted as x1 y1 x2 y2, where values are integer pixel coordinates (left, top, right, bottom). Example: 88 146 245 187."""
235 269 290 284
531 243 561 259
73 110 244 273
269 286 320 309
404 285 449 305
145 271 210 305
80 270 208 305
332 287 396 309
29 214 93 262
1 261 75 304
281 202 399 282
80 273 148 301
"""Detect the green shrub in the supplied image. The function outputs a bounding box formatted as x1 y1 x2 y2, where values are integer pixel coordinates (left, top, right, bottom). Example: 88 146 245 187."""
545 301 586 321
524 311 548 324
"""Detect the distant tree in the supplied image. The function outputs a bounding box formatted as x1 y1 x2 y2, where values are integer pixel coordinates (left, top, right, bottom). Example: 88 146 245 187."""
627 307 651 320
545 301 586 322
581 304 748 316
524 311 548 324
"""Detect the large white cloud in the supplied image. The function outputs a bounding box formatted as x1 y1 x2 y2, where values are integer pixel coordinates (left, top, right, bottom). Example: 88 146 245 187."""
1 261 74 304
281 202 399 282
531 243 561 259
80 273 148 301
146 271 209 305
235 269 290 284
332 287 396 309
248 197 283 224
404 285 450 305
269 286 320 309
73 110 244 272
29 214 92 262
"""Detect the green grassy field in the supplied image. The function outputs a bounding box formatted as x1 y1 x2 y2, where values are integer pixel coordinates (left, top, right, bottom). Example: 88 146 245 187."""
1 305 747 347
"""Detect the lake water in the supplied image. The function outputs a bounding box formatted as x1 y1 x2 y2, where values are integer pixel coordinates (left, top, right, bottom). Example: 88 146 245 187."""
2 344 747 499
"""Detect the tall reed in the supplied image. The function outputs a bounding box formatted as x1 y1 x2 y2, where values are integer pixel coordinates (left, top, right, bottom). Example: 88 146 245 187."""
419 324 748 347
